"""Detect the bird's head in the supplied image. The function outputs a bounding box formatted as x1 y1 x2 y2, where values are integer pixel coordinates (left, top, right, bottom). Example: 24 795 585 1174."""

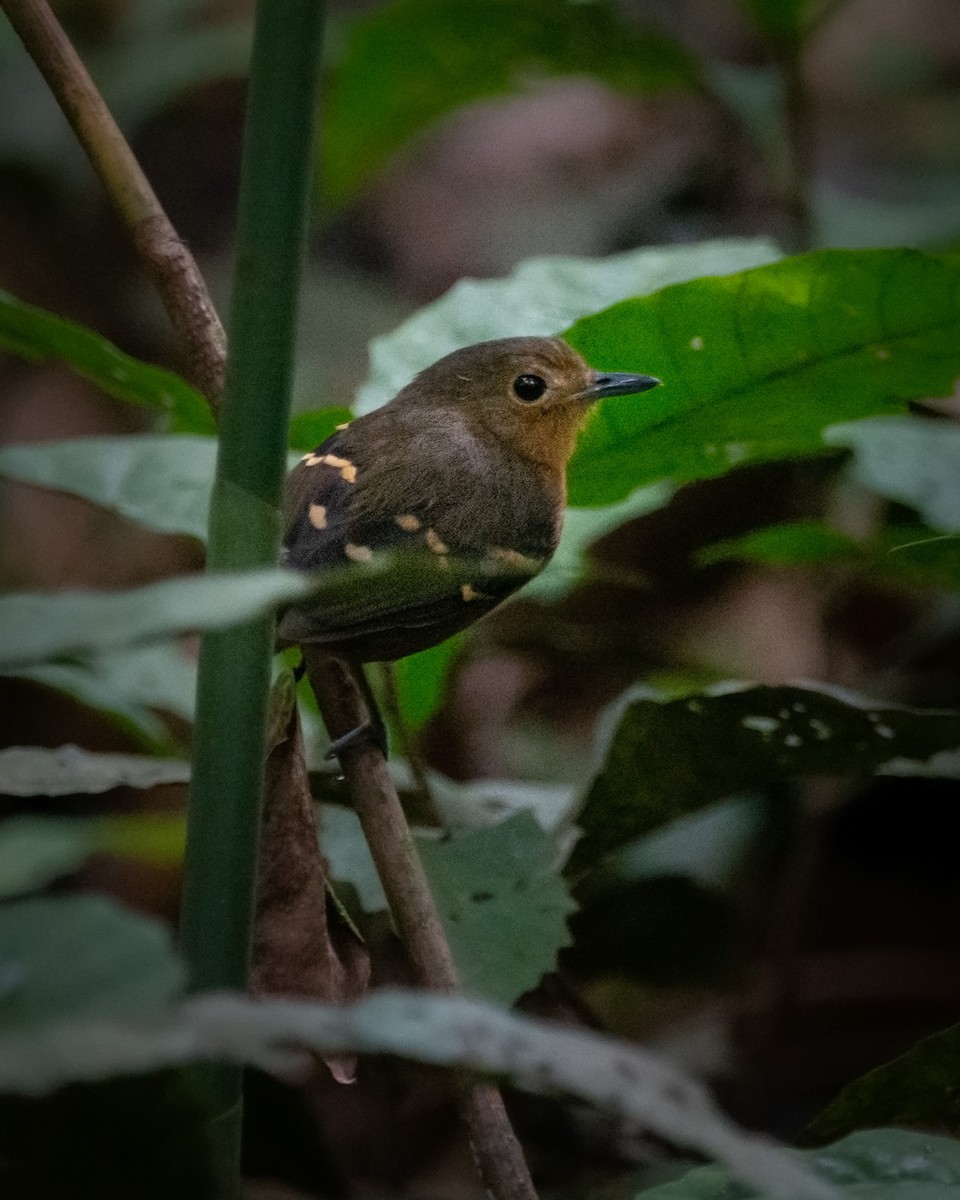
396 336 660 471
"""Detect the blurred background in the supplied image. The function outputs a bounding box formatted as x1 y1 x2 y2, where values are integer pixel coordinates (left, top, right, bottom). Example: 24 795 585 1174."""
2 1 960 1196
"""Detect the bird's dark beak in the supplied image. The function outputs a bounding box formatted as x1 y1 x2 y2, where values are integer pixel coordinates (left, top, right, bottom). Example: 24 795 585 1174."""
586 370 661 401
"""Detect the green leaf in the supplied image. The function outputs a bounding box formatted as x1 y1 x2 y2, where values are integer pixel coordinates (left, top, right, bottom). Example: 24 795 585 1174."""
803 1023 960 1147
606 796 763 891
3 642 198 751
737 0 810 44
699 519 960 591
0 745 189 797
0 895 182 1030
0 569 315 667
0 813 187 904
322 0 697 207
0 436 306 542
0 818 98 901
0 291 214 434
570 682 960 873
827 416 960 532
418 811 575 1005
0 435 217 541
324 804 575 1003
564 248 960 505
699 519 857 567
288 407 354 452
637 1128 960 1197
529 483 674 600
356 238 781 415
391 632 464 729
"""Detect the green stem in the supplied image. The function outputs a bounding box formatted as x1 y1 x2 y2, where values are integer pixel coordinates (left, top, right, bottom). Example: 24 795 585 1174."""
180 0 325 1193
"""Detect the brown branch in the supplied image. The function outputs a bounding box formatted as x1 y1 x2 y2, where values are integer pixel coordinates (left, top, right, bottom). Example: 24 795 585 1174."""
0 0 227 404
303 648 539 1200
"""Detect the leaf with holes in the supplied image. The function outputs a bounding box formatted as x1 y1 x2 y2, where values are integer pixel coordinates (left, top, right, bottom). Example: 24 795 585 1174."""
570 682 960 873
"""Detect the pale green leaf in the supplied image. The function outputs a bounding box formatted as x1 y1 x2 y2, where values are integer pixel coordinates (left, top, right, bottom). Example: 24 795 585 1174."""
418 811 575 1005
827 416 960 532
0 895 183 1030
0 745 189 797
0 818 97 901
356 239 781 415
0 435 216 540
0 569 314 667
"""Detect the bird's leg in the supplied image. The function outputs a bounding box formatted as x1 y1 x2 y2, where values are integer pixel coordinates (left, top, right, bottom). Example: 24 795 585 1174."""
324 663 389 759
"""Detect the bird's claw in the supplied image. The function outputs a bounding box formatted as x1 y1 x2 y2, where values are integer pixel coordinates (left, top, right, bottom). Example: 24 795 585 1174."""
324 719 388 760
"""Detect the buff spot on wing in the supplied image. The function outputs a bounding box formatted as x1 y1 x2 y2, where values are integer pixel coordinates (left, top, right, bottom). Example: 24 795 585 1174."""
303 453 324 467
335 422 351 431
321 453 358 483
424 528 449 555
461 583 479 601
308 504 327 530
344 542 374 564
396 513 421 533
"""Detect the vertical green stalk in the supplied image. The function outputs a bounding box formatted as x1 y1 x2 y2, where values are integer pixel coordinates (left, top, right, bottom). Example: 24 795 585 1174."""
181 0 325 1192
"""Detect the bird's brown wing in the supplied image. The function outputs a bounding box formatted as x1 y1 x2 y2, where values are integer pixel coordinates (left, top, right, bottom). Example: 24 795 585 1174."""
278 432 539 659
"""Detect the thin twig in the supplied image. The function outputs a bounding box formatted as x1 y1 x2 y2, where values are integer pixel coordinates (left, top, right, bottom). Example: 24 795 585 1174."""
377 661 439 822
0 0 227 403
303 648 539 1200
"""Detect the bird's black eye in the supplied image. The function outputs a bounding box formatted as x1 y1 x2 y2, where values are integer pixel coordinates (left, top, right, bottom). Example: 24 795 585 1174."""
512 374 547 402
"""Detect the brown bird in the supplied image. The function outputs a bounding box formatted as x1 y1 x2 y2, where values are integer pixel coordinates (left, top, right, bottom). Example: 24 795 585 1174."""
278 337 659 675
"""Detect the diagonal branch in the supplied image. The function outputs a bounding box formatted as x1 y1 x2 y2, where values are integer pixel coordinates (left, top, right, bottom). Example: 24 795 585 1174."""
0 0 226 404
304 649 539 1200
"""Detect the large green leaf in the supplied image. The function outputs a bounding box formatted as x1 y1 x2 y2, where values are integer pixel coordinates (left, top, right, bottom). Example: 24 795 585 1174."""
570 682 960 873
0 435 217 541
0 291 213 434
0 569 314 667
826 416 960 532
356 238 781 415
637 1127 960 1198
564 249 960 505
0 895 182 1030
322 0 697 207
